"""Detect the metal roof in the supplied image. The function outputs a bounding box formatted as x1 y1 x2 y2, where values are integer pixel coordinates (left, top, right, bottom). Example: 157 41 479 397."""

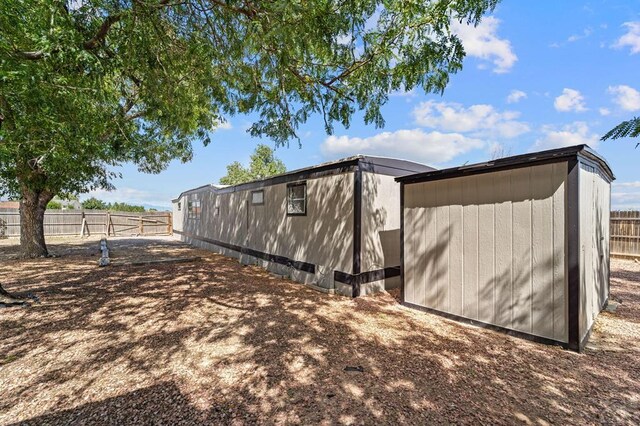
173 155 435 200
396 145 614 185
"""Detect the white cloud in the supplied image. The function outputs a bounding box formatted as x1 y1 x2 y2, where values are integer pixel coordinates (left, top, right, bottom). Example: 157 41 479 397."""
567 27 593 42
611 191 640 209
83 187 172 209
321 129 484 164
613 22 640 54
389 88 418 100
214 120 233 130
614 181 640 188
554 88 587 112
608 85 640 111
533 121 599 150
452 16 517 73
599 107 611 116
506 90 527 104
412 100 530 138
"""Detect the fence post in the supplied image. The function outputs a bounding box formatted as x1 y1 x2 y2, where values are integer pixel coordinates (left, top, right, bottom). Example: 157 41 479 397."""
139 215 143 235
106 211 110 236
80 211 86 237
167 213 172 235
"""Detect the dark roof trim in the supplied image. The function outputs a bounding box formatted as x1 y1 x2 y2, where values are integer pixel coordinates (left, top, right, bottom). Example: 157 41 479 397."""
175 156 434 198
396 145 614 185
172 184 216 202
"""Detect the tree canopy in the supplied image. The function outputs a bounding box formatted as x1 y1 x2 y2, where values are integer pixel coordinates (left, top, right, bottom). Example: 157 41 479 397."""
0 0 498 257
220 144 286 185
601 117 640 146
81 197 146 212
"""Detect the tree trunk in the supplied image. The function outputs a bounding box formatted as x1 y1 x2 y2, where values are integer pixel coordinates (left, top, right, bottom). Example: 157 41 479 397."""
0 282 24 304
19 189 53 258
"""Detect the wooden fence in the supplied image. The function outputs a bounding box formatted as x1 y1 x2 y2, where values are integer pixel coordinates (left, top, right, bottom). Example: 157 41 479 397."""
611 211 640 258
0 209 172 238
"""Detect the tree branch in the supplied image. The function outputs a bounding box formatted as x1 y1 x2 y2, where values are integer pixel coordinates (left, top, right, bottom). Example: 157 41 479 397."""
83 14 122 50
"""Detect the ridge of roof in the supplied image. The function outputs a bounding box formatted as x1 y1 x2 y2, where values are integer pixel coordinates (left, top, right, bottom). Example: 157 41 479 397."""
396 145 614 184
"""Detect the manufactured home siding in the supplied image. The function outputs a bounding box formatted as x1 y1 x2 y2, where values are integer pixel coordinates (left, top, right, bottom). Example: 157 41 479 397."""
579 163 611 341
244 173 354 278
360 172 401 290
403 162 568 342
177 173 354 290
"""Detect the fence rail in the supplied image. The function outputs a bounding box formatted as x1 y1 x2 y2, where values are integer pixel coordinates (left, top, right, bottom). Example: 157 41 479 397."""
0 209 172 238
611 211 640 258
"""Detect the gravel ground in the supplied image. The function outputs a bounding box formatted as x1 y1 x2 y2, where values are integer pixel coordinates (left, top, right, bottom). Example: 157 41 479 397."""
0 238 638 425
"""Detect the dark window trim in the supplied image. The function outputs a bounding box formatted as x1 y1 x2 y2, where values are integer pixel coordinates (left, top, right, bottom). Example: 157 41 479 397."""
286 181 307 216
250 190 265 206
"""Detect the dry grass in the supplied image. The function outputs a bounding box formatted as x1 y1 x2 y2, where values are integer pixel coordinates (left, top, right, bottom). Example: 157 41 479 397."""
0 238 638 425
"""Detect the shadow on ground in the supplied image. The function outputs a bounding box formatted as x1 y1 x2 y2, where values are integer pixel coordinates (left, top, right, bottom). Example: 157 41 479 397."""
0 238 638 425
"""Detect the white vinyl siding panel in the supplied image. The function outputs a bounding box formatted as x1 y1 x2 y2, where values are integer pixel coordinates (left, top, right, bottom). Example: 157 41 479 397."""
403 162 568 342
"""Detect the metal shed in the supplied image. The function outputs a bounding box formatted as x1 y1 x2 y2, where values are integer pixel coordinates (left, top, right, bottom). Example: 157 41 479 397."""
396 145 614 351
172 156 433 297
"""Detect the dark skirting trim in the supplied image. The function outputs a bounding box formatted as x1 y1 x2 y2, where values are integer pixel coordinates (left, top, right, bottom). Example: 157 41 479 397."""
401 301 570 349
174 230 316 274
334 266 401 288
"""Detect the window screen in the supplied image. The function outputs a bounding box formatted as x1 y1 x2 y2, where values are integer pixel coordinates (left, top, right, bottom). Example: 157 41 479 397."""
251 190 264 205
287 182 307 216
187 200 201 219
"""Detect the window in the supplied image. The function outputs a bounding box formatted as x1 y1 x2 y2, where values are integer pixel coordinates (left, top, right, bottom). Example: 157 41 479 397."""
187 200 201 220
177 202 182 211
287 182 307 216
251 190 264 206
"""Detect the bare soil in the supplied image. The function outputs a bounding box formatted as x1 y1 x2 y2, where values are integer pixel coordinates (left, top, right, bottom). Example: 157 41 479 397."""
0 237 638 425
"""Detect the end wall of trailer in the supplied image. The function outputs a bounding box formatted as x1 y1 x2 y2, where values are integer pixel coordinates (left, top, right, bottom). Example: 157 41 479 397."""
359 172 402 295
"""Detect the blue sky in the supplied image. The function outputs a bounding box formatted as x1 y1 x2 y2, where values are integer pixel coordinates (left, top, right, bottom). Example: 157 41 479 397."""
88 0 640 210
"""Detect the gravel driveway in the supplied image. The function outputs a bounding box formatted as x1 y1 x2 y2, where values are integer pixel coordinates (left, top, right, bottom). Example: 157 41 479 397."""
0 237 638 425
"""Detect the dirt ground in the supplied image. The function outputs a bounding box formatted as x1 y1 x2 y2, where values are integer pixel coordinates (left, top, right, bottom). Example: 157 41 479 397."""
0 237 638 425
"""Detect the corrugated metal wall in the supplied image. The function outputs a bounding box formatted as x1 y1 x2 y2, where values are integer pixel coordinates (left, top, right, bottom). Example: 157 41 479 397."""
579 163 611 341
403 162 568 342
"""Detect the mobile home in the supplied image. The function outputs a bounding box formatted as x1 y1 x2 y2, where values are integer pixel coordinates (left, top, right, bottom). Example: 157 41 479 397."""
173 156 434 297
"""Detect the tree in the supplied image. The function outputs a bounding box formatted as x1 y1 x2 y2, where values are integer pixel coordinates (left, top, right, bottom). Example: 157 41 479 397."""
1 0 498 259
81 197 109 210
220 144 286 185
110 202 145 212
601 117 640 146
46 200 63 210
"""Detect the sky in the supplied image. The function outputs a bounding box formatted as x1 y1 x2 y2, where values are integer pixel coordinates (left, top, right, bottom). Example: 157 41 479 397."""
88 1 640 210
